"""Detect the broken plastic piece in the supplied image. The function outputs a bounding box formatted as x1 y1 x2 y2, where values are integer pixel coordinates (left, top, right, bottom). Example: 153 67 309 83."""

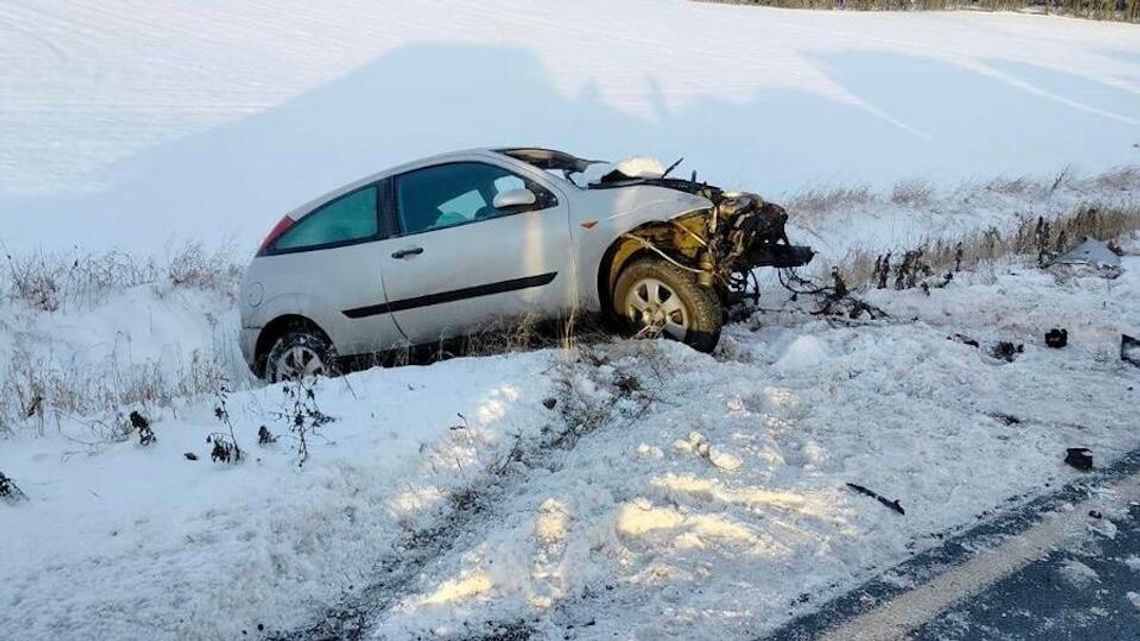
950 333 980 348
1045 328 1068 348
846 483 905 515
1051 237 1121 269
989 341 1024 362
1123 335 1140 368
1064 447 1093 472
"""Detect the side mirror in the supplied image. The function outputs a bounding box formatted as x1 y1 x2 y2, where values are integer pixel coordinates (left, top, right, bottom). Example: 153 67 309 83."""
493 188 537 211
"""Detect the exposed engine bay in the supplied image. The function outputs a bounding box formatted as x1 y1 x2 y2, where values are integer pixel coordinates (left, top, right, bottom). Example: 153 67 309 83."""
499 148 815 304
612 179 814 303
591 159 814 304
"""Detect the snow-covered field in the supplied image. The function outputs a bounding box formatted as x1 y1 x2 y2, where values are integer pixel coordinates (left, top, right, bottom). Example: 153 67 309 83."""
3 2 1140 641
2 0 1139 251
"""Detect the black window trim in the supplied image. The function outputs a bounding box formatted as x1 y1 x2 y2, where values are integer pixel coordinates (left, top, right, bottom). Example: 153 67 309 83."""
263 179 395 256
390 161 559 240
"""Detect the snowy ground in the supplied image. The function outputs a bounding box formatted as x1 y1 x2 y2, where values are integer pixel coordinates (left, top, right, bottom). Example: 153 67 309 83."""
3 251 1139 641
4 2 1140 640
2 0 1139 250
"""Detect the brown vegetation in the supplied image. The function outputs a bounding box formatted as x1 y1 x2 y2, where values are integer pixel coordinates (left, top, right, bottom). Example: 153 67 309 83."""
696 0 1140 22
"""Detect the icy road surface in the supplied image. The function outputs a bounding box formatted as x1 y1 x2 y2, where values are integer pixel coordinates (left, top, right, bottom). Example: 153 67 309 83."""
2 0 1140 250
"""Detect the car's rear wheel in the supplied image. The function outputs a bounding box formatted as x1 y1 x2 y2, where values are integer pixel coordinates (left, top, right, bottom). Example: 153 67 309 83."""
265 330 338 383
613 257 722 352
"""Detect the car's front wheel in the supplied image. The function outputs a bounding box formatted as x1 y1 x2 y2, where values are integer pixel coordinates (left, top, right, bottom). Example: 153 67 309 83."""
613 257 722 353
264 330 338 383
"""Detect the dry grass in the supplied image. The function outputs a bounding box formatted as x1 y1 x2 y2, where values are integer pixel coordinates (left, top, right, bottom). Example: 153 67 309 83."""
835 202 1140 289
1 243 243 435
786 184 874 225
449 310 609 359
3 342 231 437
693 0 1140 23
163 242 243 298
1093 167 1140 193
890 179 935 208
3 242 242 312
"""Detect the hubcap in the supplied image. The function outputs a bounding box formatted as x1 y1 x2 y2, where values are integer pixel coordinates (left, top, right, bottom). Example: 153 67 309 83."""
275 344 326 381
624 277 689 340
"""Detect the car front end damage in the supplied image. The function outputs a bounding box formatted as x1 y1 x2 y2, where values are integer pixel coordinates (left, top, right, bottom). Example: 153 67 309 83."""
608 177 814 305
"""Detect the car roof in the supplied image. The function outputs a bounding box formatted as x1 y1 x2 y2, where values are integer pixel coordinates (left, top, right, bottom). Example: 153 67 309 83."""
284 147 555 220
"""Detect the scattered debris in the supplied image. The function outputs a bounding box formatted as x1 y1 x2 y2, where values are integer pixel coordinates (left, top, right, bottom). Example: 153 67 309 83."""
130 411 156 446
846 483 905 515
988 412 1022 426
1051 237 1122 270
989 341 1024 362
0 471 28 503
950 333 980 348
1123 335 1140 368
257 425 276 445
184 452 198 461
1045 328 1068 348
542 397 557 410
1064 447 1094 472
1088 509 1103 519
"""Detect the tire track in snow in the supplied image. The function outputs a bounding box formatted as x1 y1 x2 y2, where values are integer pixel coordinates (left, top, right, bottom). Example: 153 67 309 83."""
268 348 651 641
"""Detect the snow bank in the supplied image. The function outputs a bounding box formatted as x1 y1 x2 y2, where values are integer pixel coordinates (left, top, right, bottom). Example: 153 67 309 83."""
0 352 555 640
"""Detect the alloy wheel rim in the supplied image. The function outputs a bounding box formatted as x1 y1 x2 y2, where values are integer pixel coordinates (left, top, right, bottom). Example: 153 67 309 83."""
624 277 689 340
275 344 326 381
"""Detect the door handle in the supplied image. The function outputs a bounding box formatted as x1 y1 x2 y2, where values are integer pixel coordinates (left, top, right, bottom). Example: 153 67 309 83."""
391 246 424 259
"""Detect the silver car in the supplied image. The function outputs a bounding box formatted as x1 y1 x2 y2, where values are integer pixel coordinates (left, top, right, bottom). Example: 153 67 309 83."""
239 148 812 381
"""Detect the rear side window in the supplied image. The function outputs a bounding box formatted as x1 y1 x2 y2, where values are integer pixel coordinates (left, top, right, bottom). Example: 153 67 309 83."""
274 186 379 252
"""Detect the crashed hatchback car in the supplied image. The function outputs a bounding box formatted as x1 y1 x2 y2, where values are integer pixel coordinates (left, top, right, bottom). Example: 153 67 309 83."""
240 148 812 381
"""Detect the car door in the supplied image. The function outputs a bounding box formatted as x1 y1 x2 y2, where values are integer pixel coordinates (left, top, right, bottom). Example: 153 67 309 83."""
367 160 573 344
261 180 404 357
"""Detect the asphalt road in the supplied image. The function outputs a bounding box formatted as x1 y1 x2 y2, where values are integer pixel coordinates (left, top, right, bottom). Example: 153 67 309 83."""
764 447 1140 641
911 501 1140 641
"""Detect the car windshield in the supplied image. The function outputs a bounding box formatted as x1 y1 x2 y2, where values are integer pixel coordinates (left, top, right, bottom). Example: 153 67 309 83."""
497 147 607 187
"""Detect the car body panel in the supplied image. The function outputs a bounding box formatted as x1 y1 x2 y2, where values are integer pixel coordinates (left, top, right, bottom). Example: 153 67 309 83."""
241 244 403 356
562 185 713 308
358 151 578 343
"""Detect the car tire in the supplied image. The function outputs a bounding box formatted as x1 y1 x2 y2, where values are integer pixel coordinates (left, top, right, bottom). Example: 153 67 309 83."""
264 330 338 383
612 257 722 353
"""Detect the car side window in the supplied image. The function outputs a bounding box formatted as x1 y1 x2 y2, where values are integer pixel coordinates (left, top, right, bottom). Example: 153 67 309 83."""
395 162 555 236
274 185 379 251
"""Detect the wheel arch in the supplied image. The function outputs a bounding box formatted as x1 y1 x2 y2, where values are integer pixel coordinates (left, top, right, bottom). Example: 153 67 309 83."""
253 314 333 379
596 220 695 314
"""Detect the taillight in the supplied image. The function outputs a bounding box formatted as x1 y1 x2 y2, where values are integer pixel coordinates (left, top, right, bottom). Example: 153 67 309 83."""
257 215 294 255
